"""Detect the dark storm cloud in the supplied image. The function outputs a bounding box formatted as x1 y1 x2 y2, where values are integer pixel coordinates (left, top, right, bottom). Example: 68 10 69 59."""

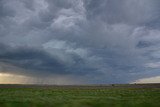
0 0 160 84
0 44 97 76
0 46 64 73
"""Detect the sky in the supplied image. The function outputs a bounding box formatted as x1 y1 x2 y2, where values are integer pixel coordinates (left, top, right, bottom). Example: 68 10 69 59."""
0 0 160 84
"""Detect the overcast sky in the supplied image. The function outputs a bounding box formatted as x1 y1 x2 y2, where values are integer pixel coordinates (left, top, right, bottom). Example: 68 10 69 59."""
0 0 160 84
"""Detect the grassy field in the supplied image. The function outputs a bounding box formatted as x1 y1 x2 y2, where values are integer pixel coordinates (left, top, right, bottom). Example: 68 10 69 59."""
0 84 160 107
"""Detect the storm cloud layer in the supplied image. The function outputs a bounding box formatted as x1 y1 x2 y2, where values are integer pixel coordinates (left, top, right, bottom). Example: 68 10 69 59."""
0 0 160 84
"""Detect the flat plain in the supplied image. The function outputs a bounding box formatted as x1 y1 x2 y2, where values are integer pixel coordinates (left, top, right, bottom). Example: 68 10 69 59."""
0 84 160 107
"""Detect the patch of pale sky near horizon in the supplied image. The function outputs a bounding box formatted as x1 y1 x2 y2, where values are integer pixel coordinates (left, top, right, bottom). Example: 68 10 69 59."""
0 73 84 85
133 76 160 84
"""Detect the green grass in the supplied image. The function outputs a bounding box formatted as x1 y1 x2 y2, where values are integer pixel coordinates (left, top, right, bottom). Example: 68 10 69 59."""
0 86 160 107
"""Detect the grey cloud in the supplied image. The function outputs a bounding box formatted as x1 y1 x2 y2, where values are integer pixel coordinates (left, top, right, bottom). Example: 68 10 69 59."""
21 0 35 11
0 0 160 84
85 0 159 25
0 0 15 19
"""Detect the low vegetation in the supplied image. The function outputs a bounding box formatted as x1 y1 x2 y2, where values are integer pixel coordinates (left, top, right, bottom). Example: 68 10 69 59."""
0 84 160 107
